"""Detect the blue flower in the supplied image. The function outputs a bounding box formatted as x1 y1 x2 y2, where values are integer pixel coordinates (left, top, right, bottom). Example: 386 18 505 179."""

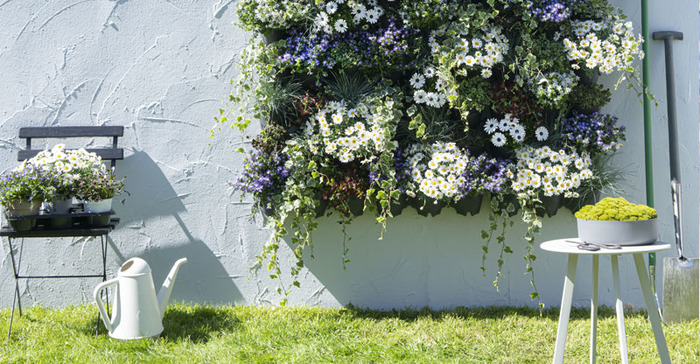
561 112 626 154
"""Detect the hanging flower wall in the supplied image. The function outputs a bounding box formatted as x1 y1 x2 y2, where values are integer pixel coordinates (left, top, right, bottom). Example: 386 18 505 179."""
217 0 643 305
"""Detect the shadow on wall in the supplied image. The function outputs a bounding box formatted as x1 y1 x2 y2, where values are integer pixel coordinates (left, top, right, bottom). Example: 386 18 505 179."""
296 202 578 310
294 201 514 310
111 150 244 305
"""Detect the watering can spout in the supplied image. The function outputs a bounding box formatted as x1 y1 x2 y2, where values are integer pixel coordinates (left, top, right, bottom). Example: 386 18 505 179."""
157 258 188 318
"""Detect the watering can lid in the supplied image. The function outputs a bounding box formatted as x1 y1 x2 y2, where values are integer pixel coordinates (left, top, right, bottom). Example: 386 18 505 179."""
118 257 151 277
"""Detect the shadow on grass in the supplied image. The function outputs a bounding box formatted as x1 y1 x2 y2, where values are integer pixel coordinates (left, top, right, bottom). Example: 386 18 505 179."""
160 305 241 343
343 304 639 323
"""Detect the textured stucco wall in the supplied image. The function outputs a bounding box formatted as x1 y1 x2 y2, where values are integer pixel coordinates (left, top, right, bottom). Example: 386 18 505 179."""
0 0 698 311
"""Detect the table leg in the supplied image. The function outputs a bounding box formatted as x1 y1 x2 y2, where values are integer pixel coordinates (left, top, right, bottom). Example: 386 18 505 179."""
15 238 24 316
7 237 20 339
590 255 599 364
633 253 671 364
611 255 629 363
95 234 110 335
553 254 578 364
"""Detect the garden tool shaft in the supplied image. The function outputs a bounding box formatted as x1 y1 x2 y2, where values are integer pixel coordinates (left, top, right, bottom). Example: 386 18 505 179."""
653 30 699 324
654 31 685 258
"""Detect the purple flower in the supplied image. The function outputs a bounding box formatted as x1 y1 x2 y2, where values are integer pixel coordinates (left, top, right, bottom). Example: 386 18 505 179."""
231 147 289 211
459 156 510 196
279 19 417 76
561 112 626 154
527 0 584 23
370 147 411 194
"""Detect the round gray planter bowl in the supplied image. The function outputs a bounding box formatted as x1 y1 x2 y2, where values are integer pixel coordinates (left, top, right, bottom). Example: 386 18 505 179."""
576 218 658 246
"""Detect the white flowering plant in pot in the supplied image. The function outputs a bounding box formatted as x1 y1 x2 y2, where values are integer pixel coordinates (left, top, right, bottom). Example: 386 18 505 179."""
217 0 645 306
27 144 106 203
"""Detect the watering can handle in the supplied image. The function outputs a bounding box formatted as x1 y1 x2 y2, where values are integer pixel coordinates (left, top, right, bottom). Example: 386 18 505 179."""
93 278 119 333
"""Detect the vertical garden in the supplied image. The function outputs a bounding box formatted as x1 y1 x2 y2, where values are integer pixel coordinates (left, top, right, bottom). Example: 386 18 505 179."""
218 0 643 303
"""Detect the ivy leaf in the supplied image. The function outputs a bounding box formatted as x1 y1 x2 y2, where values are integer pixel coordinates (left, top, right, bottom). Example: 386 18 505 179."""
417 124 426 138
407 104 417 116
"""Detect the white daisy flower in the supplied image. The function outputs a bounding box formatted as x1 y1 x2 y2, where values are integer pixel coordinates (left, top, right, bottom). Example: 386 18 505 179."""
484 118 499 134
414 90 427 103
365 8 379 23
409 73 426 89
498 119 511 132
491 132 507 147
326 1 338 14
424 92 439 107
334 19 348 33
511 126 525 142
535 126 549 141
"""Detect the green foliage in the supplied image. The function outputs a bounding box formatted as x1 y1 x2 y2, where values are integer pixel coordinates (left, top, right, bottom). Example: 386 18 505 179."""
568 83 612 112
575 196 657 221
324 71 375 107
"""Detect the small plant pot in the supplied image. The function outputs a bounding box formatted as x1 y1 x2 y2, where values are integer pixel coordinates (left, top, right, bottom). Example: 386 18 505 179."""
5 200 40 231
9 218 36 231
5 199 41 217
314 197 329 218
536 195 562 218
377 195 407 217
564 191 601 214
90 215 111 227
411 197 446 217
492 194 520 217
578 70 600 85
577 218 658 246
84 198 113 214
452 194 484 216
262 29 288 44
48 217 73 229
347 196 365 217
52 198 76 214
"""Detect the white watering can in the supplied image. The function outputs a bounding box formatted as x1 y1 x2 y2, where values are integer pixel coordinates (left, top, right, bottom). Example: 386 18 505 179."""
94 257 187 340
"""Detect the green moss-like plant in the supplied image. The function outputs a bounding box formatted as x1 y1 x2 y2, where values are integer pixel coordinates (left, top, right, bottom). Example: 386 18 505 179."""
575 197 657 221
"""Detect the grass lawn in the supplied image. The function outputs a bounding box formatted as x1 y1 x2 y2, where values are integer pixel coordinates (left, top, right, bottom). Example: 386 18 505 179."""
0 303 697 363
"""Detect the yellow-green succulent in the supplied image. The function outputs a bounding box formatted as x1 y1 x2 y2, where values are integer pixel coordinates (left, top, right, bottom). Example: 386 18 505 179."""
575 197 657 221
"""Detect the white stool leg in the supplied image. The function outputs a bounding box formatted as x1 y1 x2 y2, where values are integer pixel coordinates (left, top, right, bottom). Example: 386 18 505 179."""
590 255 599 364
553 254 578 364
611 254 629 363
632 253 671 364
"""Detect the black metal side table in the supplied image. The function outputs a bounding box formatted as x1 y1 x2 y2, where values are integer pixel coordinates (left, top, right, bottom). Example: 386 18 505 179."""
1 218 119 338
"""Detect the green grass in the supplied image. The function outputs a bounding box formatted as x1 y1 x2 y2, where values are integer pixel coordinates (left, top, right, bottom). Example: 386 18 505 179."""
0 304 696 363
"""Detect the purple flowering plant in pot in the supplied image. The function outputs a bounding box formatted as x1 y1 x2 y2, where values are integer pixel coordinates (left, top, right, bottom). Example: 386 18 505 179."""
0 161 58 216
217 0 645 305
0 162 60 231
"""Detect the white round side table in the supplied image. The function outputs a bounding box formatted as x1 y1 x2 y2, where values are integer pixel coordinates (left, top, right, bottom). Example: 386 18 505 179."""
540 239 672 364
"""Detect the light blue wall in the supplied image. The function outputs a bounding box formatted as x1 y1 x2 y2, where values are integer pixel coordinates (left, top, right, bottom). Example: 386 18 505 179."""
0 0 697 310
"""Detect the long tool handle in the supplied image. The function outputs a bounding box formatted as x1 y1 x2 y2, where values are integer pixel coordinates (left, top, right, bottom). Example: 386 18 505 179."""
653 31 684 184
653 30 685 259
672 180 686 259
